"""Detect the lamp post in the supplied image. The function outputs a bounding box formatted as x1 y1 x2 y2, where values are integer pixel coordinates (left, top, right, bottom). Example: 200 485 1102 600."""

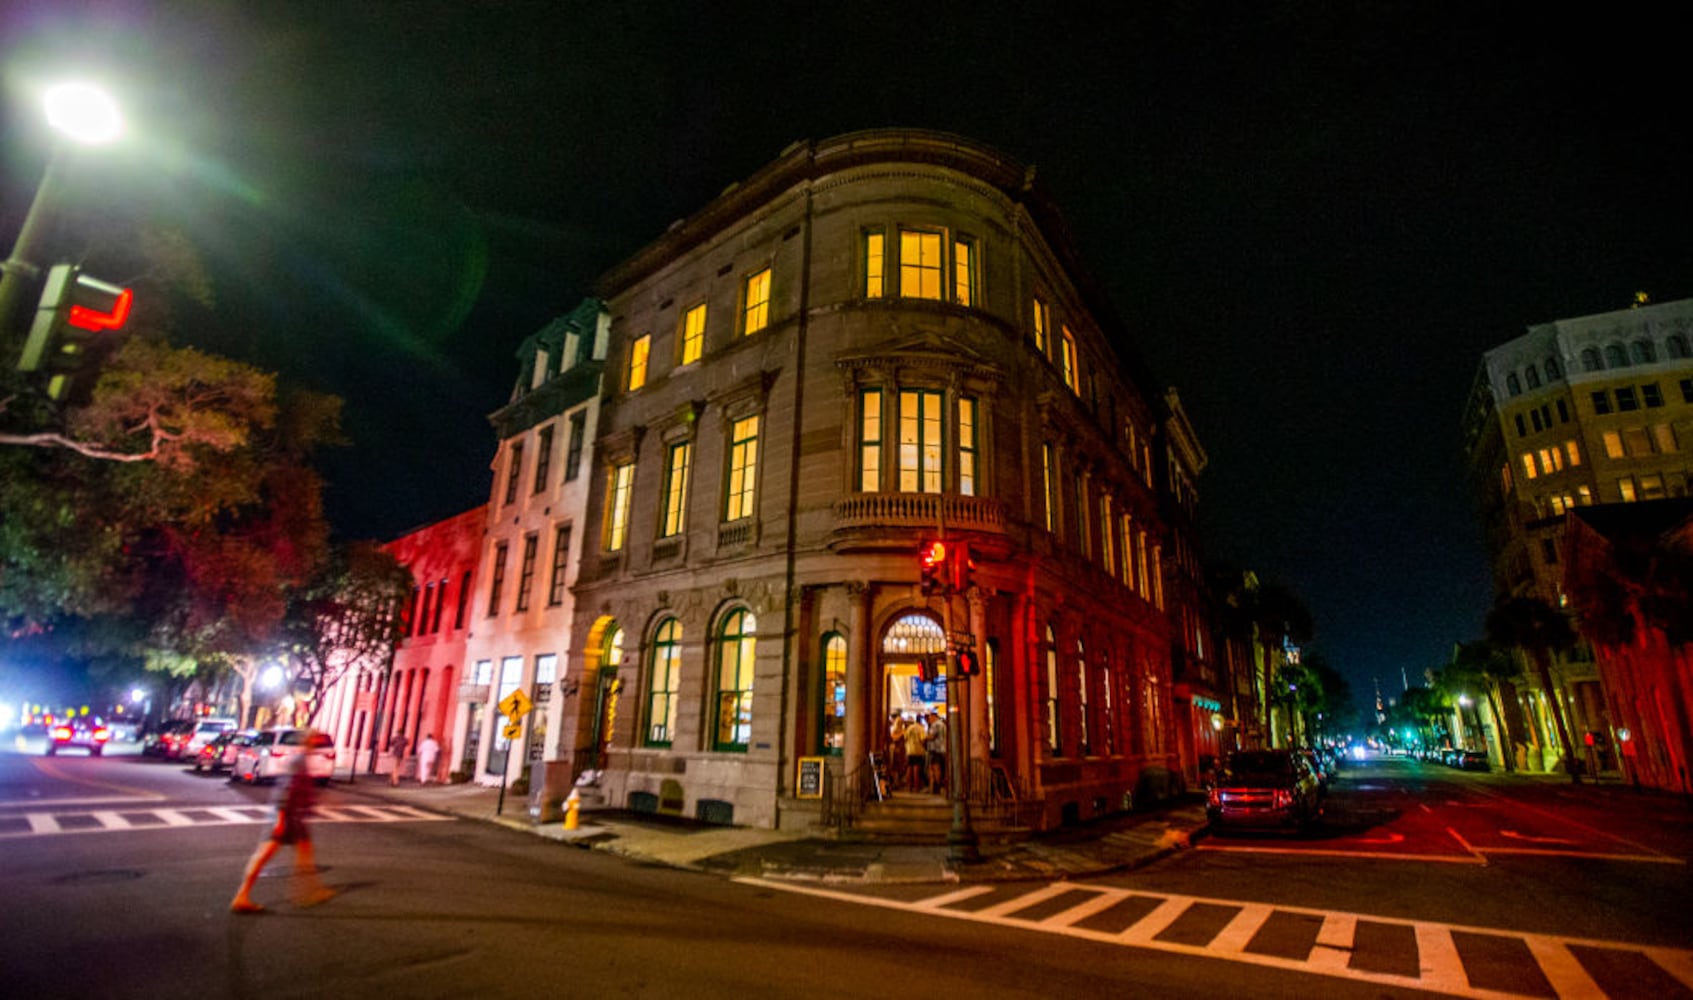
0 82 124 347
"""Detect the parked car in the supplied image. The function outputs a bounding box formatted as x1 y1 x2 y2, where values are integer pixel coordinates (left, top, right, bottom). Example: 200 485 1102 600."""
230 728 335 785
181 718 239 761
143 720 197 759
1459 750 1489 771
48 717 111 756
1207 749 1322 833
106 717 143 742
1300 749 1332 795
192 729 255 774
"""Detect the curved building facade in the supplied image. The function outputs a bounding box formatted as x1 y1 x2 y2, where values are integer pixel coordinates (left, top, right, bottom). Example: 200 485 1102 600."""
558 130 1191 831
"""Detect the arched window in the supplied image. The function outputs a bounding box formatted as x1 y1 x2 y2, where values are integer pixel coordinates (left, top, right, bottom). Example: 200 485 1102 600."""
1044 625 1061 755
1076 638 1090 755
591 624 625 758
645 619 681 747
984 639 998 753
1667 334 1690 359
1506 373 1521 396
714 609 757 751
1632 339 1656 364
1605 343 1628 368
1544 357 1561 381
820 633 847 755
1581 347 1603 372
1524 366 1540 390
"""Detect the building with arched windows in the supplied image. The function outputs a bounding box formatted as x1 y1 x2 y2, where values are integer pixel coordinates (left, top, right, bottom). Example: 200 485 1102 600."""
555 130 1208 831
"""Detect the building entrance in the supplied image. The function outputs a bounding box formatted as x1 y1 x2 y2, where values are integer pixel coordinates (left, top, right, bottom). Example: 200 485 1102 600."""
880 612 948 725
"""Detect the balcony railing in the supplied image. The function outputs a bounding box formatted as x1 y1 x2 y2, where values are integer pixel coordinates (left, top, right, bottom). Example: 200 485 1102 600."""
831 492 1008 533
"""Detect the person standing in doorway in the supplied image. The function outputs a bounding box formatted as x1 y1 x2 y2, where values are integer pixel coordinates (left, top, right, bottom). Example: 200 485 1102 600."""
902 715 928 794
926 711 948 794
417 732 440 784
230 744 335 914
389 731 409 786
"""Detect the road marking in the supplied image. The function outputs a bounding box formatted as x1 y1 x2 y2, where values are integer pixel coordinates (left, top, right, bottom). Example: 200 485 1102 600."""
1448 826 1490 864
1197 843 1484 865
1500 829 1578 845
0 803 454 839
1457 781 1675 859
734 877 1693 999
0 795 158 810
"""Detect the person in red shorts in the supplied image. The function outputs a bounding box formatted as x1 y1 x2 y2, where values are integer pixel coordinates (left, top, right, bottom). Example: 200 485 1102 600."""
230 735 336 913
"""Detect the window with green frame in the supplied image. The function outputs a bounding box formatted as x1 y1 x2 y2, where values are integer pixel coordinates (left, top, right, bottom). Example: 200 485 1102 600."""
1076 637 1090 755
680 304 706 365
821 633 847 755
714 609 757 751
661 441 691 537
725 416 759 521
1045 625 1061 755
957 396 978 496
859 389 882 492
645 619 681 746
899 230 943 300
864 231 885 298
898 389 942 493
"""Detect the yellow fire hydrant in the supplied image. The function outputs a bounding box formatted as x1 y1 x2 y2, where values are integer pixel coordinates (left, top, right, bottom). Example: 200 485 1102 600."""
563 789 581 831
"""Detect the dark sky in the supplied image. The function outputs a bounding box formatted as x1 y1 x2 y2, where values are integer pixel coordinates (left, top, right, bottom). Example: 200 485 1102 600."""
4 2 1690 709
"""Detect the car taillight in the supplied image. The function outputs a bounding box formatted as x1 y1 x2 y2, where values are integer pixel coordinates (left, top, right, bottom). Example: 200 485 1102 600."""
270 749 286 757
1273 789 1293 808
53 726 72 740
93 728 109 742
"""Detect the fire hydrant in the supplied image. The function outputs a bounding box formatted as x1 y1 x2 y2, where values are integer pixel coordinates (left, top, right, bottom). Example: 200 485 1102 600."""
563 789 581 831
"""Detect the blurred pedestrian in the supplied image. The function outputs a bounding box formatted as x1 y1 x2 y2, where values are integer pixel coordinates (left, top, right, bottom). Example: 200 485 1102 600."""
230 741 335 914
417 732 440 784
389 731 409 787
926 711 948 794
902 715 928 793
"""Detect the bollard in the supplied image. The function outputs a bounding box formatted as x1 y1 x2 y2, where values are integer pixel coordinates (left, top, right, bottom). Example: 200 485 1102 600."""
563 789 580 831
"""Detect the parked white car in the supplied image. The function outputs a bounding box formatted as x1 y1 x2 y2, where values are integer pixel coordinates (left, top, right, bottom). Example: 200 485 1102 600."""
230 728 335 785
181 718 238 761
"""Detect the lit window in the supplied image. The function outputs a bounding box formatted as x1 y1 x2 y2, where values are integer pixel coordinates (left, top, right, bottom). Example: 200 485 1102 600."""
821 634 847 754
715 609 757 751
1043 443 1059 533
1060 327 1079 393
1538 446 1562 473
1521 453 1538 479
859 389 883 492
680 305 706 366
1121 513 1135 588
486 542 508 617
953 238 975 306
1578 485 1592 505
1652 424 1678 453
514 534 537 612
605 462 634 551
865 232 884 299
1623 426 1651 456
662 442 692 537
899 390 943 493
1032 297 1049 355
1044 625 1061 755
1100 494 1115 576
1640 473 1666 500
1077 638 1090 755
725 416 760 521
743 268 772 334
1073 477 1091 556
646 619 681 746
1619 477 1637 502
1564 439 1581 467
957 397 978 496
899 230 943 300
628 334 651 391
1602 431 1623 459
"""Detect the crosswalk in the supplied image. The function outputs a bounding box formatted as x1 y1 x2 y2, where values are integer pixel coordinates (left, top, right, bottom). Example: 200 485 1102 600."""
0 802 452 840
740 878 1693 999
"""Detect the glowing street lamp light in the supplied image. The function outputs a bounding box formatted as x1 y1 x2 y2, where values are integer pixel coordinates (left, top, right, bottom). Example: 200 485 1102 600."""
43 83 125 146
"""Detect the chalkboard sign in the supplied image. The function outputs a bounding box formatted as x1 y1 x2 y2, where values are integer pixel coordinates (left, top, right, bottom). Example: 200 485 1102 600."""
796 756 825 799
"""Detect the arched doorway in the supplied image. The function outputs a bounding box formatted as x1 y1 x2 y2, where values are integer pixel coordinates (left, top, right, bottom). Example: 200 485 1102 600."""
881 612 947 723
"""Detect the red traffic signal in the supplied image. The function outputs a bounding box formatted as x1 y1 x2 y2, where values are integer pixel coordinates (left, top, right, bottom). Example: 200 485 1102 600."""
956 649 981 677
919 540 949 594
16 264 134 400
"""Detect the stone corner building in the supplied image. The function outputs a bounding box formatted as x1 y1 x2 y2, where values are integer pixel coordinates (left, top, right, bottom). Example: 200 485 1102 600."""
555 129 1204 832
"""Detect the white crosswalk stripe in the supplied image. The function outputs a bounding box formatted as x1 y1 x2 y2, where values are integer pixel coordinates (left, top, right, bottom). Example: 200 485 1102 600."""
0 802 453 839
735 877 1693 1000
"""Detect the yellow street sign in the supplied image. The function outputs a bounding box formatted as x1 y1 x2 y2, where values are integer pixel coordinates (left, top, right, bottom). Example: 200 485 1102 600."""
499 688 533 720
502 719 524 741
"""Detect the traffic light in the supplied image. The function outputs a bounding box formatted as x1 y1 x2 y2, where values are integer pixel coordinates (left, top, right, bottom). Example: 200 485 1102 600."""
919 540 949 595
956 649 980 677
17 263 134 399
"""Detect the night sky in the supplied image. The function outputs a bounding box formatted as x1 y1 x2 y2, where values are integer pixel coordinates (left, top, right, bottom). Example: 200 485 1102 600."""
4 2 1690 710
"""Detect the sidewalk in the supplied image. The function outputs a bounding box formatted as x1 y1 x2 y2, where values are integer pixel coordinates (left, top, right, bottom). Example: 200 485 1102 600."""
337 775 1210 885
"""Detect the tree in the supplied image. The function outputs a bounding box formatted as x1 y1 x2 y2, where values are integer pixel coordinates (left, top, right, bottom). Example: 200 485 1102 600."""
1486 595 1580 782
1449 639 1523 771
278 542 413 726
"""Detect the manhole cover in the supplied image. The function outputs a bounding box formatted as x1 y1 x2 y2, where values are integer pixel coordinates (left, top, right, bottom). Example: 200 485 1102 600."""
53 869 145 885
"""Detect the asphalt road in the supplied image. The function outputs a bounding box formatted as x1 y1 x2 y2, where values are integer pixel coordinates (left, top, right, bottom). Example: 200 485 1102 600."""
3 741 1689 999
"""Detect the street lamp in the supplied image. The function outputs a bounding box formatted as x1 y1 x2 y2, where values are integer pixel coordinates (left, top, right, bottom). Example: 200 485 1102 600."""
0 81 124 346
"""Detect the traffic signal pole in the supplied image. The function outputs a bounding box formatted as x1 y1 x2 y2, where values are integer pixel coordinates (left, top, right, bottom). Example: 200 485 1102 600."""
0 148 66 351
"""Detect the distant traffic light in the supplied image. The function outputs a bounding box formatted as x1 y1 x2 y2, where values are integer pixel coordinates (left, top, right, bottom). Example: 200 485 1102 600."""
16 263 133 399
956 649 981 677
919 540 949 594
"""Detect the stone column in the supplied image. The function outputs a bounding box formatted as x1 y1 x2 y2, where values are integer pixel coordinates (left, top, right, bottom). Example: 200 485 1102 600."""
845 582 872 777
968 586 990 764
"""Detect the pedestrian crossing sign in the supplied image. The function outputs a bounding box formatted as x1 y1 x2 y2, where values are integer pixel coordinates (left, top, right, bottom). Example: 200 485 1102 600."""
502 719 524 741
499 689 533 720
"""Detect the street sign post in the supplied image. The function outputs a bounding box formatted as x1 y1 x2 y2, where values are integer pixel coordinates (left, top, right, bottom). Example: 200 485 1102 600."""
495 689 534 815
